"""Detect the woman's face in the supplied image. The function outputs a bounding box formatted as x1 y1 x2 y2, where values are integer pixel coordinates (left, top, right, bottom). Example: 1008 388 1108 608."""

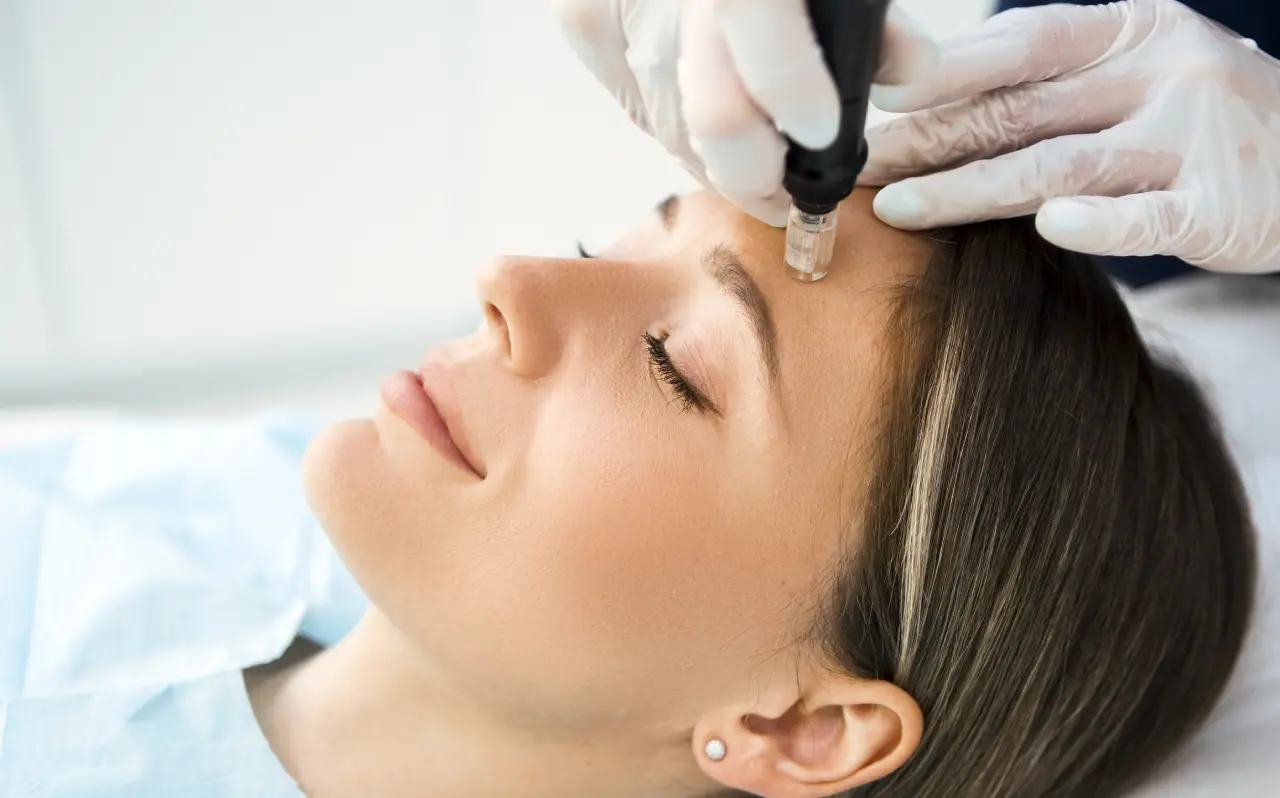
303 188 930 736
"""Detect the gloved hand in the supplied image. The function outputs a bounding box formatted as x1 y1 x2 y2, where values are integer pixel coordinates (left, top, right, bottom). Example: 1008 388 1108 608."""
552 0 939 226
860 0 1280 274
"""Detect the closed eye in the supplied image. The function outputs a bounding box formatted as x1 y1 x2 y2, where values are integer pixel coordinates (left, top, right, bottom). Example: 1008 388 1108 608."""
644 332 719 416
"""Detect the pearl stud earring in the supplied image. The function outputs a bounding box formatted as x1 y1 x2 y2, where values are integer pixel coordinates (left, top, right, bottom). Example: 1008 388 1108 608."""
704 738 727 762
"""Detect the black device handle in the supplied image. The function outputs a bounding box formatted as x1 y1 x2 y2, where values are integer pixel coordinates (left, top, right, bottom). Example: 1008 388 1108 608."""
782 0 892 215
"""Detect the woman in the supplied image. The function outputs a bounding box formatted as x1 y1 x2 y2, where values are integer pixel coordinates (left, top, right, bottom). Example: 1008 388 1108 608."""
233 187 1254 798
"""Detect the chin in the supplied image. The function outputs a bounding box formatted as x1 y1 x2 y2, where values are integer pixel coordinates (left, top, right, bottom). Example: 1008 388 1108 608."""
301 417 385 553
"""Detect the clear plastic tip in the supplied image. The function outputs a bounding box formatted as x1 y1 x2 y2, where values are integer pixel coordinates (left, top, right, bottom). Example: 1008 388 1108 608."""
784 205 838 282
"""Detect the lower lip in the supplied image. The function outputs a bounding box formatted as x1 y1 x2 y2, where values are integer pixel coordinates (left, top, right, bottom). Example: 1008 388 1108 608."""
380 369 477 476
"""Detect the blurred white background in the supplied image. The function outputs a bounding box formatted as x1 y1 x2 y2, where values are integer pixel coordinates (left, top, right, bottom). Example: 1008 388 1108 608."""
0 0 992 419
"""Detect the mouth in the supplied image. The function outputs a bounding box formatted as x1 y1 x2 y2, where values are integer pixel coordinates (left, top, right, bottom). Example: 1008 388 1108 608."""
379 361 484 478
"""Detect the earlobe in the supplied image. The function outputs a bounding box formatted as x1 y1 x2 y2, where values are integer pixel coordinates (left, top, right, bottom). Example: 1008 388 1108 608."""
693 679 922 798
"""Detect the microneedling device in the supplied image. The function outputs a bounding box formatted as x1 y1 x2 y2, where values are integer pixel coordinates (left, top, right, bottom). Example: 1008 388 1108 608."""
783 0 892 282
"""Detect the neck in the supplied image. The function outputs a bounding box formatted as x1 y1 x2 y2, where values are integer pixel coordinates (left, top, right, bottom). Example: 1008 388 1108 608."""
246 610 705 798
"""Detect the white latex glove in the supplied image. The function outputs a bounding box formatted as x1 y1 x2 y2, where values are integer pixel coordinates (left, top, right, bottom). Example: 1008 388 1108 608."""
552 0 939 226
860 0 1280 274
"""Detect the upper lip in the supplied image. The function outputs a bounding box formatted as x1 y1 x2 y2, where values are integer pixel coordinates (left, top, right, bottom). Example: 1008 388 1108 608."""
418 356 485 478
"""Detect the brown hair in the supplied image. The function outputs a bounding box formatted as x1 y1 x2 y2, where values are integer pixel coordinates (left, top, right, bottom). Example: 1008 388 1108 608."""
812 217 1257 797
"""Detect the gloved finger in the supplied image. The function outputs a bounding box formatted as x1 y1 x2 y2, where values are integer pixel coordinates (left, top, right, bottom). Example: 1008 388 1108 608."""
713 0 840 150
624 0 707 178
552 0 654 131
870 1 1132 114
688 127 792 227
722 184 792 228
872 132 1181 230
874 4 941 86
1037 192 1203 260
680 0 791 226
858 76 1139 186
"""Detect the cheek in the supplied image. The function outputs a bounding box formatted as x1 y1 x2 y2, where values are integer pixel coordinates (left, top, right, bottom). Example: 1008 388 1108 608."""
487 393 829 706
496 393 723 639
301 418 382 560
438 386 738 709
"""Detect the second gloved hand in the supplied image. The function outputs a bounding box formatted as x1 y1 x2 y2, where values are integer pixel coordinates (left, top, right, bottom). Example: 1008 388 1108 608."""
552 0 939 227
859 0 1280 274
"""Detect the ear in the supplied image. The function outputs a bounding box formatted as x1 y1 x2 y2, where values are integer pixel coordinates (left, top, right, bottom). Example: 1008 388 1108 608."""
692 676 922 798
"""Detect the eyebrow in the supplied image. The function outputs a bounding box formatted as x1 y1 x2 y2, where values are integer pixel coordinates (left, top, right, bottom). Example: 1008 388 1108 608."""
658 193 780 385
703 246 780 385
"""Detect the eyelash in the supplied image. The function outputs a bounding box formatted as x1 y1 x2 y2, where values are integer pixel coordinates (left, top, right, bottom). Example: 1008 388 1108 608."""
577 241 595 259
643 332 712 414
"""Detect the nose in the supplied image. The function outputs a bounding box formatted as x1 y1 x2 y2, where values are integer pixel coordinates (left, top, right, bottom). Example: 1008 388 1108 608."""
477 255 603 378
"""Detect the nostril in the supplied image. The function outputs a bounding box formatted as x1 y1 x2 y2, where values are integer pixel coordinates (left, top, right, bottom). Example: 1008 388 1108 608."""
484 301 506 331
484 302 509 352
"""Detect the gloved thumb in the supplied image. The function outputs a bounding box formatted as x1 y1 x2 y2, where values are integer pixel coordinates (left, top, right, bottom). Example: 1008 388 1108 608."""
875 4 940 86
1036 193 1194 259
